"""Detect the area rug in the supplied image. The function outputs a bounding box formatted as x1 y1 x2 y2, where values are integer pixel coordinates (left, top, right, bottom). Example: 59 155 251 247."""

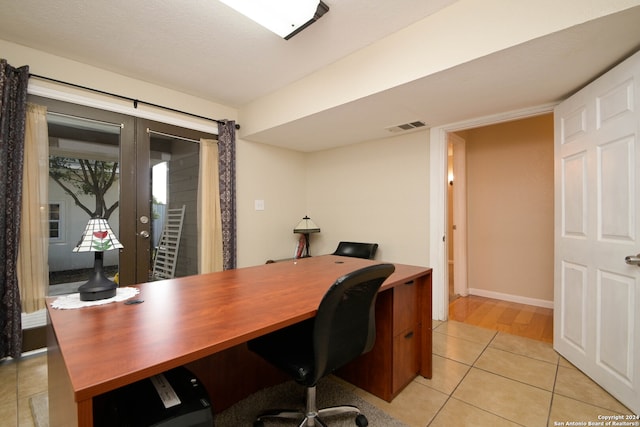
215 377 408 426
30 392 49 427
30 377 407 427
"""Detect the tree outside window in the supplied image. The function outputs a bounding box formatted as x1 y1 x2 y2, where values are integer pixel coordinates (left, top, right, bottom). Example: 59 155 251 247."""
49 157 119 221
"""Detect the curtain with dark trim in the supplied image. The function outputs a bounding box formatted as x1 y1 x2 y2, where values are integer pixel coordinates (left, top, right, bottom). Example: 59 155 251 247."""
217 120 237 270
0 59 29 359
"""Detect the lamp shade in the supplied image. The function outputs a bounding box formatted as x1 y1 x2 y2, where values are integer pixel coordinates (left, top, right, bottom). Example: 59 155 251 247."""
293 216 320 234
218 0 329 39
73 218 124 253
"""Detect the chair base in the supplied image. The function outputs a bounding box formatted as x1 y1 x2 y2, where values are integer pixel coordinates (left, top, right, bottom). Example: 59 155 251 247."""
253 385 368 427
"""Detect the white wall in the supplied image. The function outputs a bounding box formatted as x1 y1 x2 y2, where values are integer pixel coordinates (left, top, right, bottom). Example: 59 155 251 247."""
306 131 430 266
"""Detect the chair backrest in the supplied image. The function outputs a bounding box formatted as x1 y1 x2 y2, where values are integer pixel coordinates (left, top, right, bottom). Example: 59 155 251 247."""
312 263 395 383
332 241 379 259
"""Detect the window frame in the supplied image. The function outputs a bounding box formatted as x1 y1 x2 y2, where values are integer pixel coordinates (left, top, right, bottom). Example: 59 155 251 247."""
48 201 65 243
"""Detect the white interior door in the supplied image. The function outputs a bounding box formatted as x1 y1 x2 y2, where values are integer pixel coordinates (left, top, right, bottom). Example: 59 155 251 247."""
554 50 640 414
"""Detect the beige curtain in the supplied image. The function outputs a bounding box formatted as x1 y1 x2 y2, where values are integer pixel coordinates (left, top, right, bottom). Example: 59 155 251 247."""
17 103 49 313
197 138 223 273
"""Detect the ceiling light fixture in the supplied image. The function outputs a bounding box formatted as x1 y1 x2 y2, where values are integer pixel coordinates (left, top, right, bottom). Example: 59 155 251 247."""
219 0 329 40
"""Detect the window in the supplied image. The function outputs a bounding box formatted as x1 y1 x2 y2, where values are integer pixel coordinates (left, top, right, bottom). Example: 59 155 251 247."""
49 202 64 241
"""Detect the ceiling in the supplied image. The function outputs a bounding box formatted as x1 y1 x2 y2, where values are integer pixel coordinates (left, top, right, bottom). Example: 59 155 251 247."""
1 1 640 151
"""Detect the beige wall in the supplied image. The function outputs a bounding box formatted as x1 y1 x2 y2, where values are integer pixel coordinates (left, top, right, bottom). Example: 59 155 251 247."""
0 40 236 129
305 131 430 266
463 114 554 304
241 0 639 138
3 38 433 269
4 1 639 276
1 37 555 292
236 141 307 266
238 130 432 267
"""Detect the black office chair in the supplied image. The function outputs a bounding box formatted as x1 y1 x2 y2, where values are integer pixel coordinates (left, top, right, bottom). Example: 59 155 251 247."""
248 263 395 427
332 241 379 260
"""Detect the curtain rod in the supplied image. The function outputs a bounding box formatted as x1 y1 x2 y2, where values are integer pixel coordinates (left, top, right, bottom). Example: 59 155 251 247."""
148 129 205 144
28 73 240 130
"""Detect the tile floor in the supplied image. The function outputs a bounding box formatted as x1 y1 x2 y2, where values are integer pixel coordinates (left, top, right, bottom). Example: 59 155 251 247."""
1 320 635 427
0 348 48 427
340 320 635 426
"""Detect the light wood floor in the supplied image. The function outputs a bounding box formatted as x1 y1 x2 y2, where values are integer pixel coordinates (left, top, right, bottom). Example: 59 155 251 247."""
449 295 554 343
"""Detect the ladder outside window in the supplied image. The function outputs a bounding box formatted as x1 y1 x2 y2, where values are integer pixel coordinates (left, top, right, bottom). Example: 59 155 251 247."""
152 205 186 280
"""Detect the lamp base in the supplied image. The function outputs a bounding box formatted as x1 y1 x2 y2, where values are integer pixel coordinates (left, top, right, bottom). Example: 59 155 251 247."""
79 252 118 301
79 284 117 301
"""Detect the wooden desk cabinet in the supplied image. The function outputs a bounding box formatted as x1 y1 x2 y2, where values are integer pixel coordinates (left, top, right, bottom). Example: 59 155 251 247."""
338 274 429 401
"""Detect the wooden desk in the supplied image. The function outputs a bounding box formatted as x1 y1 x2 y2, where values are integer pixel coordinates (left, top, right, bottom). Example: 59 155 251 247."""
46 255 432 427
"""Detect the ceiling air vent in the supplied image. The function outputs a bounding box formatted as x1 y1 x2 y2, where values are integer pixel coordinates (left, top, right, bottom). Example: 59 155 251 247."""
386 121 427 133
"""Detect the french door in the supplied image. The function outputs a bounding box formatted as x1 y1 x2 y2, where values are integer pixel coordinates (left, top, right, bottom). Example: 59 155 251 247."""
132 120 210 284
32 96 215 290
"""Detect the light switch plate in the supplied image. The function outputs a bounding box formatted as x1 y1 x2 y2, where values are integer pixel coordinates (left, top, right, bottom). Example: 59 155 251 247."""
254 199 265 211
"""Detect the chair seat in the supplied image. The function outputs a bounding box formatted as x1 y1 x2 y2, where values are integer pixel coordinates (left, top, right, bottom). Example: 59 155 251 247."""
248 319 316 385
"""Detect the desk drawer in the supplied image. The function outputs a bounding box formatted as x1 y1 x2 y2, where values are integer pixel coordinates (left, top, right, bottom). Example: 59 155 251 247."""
393 326 420 392
393 280 418 335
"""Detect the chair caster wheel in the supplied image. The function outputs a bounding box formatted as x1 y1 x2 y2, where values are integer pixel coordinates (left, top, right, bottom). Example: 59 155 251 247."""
356 414 368 427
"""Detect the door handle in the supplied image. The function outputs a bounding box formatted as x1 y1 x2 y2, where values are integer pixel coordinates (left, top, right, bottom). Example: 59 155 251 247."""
624 254 640 266
138 230 150 239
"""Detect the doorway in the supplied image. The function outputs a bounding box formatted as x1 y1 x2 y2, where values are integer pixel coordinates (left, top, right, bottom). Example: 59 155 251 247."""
447 132 467 302
430 105 556 321
444 114 555 349
32 96 216 293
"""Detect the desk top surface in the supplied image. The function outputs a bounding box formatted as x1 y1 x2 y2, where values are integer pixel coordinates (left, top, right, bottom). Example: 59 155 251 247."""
46 255 431 401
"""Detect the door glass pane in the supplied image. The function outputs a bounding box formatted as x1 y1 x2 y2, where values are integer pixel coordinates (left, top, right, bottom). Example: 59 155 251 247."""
149 133 199 280
47 113 122 296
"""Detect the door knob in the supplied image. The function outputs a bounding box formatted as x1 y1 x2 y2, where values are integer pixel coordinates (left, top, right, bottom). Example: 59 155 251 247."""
138 230 150 239
624 254 640 266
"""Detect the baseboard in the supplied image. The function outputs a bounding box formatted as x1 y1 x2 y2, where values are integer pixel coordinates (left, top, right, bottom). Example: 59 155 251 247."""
467 288 554 309
22 309 47 329
22 347 47 358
